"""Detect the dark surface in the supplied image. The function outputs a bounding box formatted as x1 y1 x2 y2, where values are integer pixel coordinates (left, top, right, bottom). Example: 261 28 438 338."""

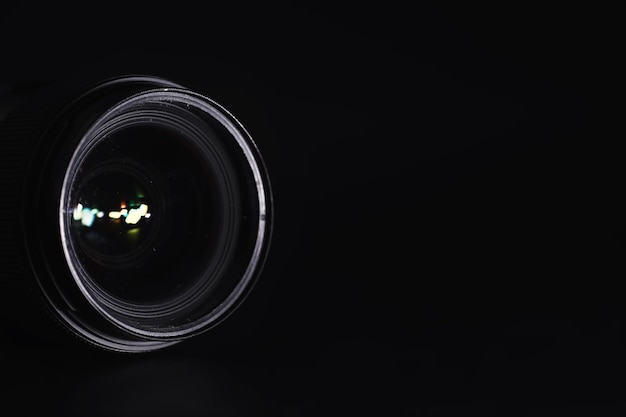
1 2 624 416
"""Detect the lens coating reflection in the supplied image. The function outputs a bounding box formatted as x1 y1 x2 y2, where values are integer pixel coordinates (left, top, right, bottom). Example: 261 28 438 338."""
72 170 153 258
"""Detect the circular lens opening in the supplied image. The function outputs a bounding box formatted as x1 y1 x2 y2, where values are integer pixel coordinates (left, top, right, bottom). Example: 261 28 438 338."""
59 89 268 339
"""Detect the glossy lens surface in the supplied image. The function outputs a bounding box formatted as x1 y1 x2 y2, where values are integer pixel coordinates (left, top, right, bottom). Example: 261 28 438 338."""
57 88 270 344
72 168 154 259
67 117 239 309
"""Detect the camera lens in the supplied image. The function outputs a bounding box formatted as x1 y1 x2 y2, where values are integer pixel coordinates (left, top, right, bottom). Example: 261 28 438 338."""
0 76 272 352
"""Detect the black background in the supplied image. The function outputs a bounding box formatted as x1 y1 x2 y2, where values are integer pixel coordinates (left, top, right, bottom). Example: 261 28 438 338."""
1 2 624 416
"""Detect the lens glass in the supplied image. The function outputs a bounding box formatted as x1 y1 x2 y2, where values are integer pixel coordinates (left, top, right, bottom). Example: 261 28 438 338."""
72 168 154 259
67 116 239 309
58 90 269 340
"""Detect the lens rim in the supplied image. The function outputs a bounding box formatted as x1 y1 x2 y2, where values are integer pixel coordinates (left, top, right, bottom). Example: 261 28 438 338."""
58 88 270 340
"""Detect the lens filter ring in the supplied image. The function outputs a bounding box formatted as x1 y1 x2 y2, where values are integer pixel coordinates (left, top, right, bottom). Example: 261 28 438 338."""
59 87 271 341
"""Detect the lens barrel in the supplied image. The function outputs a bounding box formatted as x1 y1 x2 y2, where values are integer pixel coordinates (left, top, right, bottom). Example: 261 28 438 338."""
0 75 272 352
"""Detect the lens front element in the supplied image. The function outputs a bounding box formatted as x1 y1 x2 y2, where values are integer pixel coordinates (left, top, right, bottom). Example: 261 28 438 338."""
57 85 270 346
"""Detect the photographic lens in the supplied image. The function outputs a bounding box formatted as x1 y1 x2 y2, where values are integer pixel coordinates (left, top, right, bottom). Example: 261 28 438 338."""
2 76 272 352
62 95 246 330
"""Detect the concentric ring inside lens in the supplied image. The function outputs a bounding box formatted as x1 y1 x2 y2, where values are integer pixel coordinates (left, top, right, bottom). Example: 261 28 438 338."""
57 86 270 342
66 111 240 312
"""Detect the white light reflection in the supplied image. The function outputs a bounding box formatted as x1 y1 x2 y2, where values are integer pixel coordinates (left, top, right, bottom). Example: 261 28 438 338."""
125 204 149 225
74 203 151 227
72 203 105 227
